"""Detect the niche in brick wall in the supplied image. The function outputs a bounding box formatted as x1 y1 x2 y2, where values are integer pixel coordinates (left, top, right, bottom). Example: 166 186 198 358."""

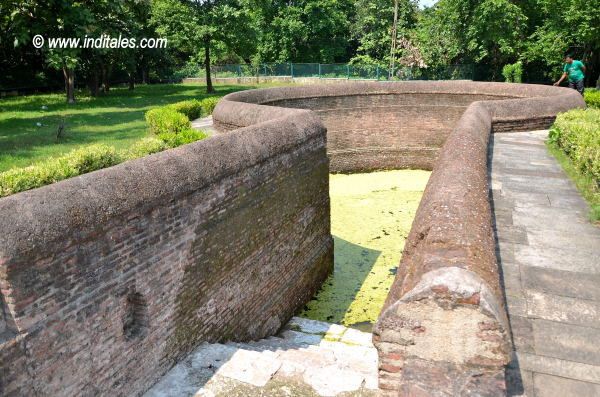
122 291 149 341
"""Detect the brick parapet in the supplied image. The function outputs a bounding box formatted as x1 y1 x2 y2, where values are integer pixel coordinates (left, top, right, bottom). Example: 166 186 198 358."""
0 111 332 396
214 81 585 396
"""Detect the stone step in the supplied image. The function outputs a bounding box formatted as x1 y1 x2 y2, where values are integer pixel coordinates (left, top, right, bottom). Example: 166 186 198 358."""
145 317 379 397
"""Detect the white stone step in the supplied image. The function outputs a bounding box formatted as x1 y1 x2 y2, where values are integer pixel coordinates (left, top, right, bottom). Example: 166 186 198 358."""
145 317 379 397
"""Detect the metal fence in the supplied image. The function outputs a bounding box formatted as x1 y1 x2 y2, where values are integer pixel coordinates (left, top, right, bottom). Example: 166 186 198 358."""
199 63 474 81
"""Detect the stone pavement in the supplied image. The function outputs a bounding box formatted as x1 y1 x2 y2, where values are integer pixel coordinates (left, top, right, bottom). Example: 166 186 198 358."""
489 130 600 397
144 317 378 397
191 115 217 135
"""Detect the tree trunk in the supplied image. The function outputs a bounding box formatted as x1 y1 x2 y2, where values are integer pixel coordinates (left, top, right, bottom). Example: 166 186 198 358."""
89 68 100 97
128 73 135 90
101 64 112 93
63 67 75 104
205 36 215 94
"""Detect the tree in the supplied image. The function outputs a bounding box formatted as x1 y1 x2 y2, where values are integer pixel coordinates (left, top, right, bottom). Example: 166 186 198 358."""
252 0 352 63
152 0 256 93
350 0 417 66
525 0 600 85
467 0 527 79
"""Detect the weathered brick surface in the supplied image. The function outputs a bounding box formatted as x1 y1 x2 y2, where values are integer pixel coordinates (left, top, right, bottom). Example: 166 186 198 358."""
0 112 332 396
214 81 585 396
0 81 585 397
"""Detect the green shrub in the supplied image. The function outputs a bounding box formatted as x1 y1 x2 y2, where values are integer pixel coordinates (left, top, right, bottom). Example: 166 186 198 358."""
549 108 600 183
145 107 190 135
0 102 210 198
145 102 208 147
502 61 523 83
125 137 168 160
584 88 600 109
158 128 207 148
0 145 120 198
66 144 121 174
167 99 203 120
200 97 220 115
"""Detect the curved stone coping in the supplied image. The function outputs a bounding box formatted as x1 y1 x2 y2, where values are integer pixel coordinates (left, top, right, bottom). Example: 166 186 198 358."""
0 107 333 396
0 109 323 284
213 81 585 394
214 81 583 130
372 102 511 393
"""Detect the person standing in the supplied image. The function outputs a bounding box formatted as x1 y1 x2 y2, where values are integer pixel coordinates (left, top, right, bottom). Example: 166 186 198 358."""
554 54 586 95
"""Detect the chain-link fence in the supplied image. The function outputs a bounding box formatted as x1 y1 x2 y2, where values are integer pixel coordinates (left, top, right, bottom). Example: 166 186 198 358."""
200 63 474 81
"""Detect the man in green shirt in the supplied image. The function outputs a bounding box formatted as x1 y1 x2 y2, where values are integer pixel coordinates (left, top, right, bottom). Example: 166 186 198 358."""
554 54 586 95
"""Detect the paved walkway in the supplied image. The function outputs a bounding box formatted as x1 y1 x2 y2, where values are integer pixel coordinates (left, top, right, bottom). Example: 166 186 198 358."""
191 115 217 135
489 130 600 397
144 317 378 397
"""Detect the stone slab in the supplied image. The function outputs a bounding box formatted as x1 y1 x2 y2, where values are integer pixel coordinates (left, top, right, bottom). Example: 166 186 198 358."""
532 319 600 366
533 373 600 397
516 351 600 385
514 244 600 274
216 349 282 387
526 290 600 328
521 266 600 302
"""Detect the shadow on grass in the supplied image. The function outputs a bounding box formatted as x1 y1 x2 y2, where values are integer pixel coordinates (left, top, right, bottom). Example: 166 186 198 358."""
298 236 381 331
0 84 258 112
0 84 259 170
0 109 149 170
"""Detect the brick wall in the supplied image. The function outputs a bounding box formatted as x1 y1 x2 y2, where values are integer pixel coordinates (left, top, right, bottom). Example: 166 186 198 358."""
0 81 585 397
213 81 586 396
220 92 516 172
0 112 332 396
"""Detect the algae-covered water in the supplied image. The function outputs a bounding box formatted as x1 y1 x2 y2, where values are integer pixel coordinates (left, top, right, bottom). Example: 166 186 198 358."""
299 169 431 331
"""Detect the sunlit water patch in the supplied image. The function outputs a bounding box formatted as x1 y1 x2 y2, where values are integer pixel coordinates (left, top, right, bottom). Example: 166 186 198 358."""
299 169 431 331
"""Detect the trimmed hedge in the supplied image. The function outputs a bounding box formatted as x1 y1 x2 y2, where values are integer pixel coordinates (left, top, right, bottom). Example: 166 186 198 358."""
584 88 600 109
124 137 168 160
167 99 203 120
0 145 120 197
200 97 220 115
158 129 207 148
0 100 210 198
145 101 208 148
549 108 600 183
145 107 190 135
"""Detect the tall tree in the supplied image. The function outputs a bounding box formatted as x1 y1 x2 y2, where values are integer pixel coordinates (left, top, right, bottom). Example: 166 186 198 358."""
252 0 352 63
350 0 417 66
152 0 256 93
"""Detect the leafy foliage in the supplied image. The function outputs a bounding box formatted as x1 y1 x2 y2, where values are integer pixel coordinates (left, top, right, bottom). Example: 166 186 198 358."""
200 97 220 115
124 137 168 160
0 144 119 197
502 61 523 83
549 109 600 183
145 107 191 135
584 88 600 108
145 100 208 148
1 0 599 97
167 100 204 120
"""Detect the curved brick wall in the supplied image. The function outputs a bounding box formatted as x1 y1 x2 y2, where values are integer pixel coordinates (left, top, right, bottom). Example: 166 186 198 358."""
0 82 584 396
214 82 582 173
213 81 585 396
0 111 333 396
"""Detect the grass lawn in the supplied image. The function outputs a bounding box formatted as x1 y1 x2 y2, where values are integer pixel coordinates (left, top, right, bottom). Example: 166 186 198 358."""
0 83 275 172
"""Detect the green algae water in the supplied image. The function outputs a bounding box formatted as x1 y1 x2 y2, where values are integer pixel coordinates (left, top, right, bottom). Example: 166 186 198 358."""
299 169 431 330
